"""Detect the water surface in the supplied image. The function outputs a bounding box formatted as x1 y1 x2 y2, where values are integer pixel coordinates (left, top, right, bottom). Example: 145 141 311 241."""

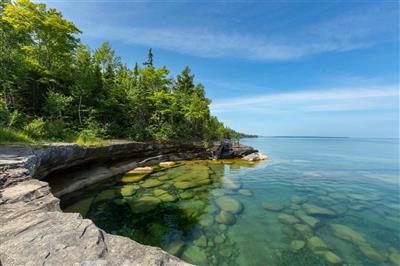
62 137 400 265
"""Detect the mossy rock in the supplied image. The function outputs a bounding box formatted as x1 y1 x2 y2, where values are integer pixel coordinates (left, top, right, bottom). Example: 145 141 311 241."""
153 189 168 197
278 213 300 225
262 202 285 212
120 184 138 197
94 189 116 202
223 177 241 190
128 196 161 213
159 193 177 202
179 191 194 200
294 210 320 228
294 223 313 237
174 181 200 190
215 211 236 225
141 179 162 188
389 251 400 266
194 235 208 248
214 234 226 244
289 240 305 251
290 195 307 204
238 189 253 197
181 245 207 265
359 244 386 262
199 215 214 227
302 203 336 217
216 196 243 214
211 189 226 197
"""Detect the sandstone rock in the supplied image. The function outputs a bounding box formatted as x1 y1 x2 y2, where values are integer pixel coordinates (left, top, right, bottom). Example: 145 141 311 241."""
242 152 268 162
141 179 162 188
289 240 305 251
129 166 154 173
215 211 236 225
262 202 285 212
216 196 243 214
64 197 93 216
302 203 336 217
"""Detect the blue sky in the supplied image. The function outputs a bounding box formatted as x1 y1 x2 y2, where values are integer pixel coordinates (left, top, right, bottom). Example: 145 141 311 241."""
40 0 399 138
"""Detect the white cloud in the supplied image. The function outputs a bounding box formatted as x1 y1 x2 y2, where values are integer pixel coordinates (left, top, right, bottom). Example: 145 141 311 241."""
210 85 399 114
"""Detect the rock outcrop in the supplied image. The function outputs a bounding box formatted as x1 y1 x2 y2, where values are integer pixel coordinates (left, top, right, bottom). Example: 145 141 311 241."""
0 140 257 266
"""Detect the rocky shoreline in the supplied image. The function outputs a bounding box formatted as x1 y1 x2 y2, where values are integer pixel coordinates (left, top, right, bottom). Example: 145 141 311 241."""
0 140 259 266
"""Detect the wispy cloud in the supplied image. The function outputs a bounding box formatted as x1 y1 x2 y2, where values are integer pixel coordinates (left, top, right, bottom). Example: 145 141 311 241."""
210 85 399 114
81 5 397 60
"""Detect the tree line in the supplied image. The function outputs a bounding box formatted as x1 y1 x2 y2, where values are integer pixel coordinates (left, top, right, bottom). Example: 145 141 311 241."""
0 0 253 144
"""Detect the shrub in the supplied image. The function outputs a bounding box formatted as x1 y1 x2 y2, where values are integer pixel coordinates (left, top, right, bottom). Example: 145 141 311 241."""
0 128 33 144
24 118 46 139
75 129 104 146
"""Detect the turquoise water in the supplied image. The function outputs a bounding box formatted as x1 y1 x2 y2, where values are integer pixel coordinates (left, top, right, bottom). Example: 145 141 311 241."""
62 137 400 265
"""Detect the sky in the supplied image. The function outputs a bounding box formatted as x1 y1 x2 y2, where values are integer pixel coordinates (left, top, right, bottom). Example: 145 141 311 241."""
39 0 399 138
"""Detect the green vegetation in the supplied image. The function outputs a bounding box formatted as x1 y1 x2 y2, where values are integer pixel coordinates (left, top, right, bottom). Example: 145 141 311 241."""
0 0 249 145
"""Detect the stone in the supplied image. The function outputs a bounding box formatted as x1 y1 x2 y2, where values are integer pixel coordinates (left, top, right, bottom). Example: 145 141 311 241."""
179 200 205 219
174 181 200 190
64 197 93 217
219 248 232 257
215 211 236 225
128 166 153 173
262 202 285 212
308 236 328 251
323 251 342 264
159 161 176 167
294 224 313 237
159 193 178 202
238 189 253 196
120 185 137 197
214 234 226 244
278 213 300 224
330 224 367 246
199 215 214 227
359 244 386 262
128 196 161 213
290 195 307 204
223 178 241 190
211 189 226 197
165 240 185 256
181 245 207 265
218 224 228 231
141 179 162 188
194 235 208 247
289 240 305 251
216 196 243 214
153 189 168 197
94 189 116 202
302 203 336 217
294 211 320 228
179 191 194 200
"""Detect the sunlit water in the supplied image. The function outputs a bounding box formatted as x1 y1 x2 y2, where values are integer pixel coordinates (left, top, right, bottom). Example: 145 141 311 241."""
61 137 400 265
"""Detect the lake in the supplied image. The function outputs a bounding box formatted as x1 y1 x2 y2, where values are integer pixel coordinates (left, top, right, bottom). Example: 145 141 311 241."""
62 137 400 265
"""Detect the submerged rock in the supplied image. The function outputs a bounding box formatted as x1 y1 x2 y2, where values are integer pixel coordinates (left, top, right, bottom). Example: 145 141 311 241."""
294 211 320 228
181 245 207 265
308 236 328 251
199 215 214 227
330 224 367 246
120 184 138 197
64 197 93 217
165 240 185 256
215 211 236 225
211 189 226 197
121 173 147 183
323 251 342 264
214 234 226 244
128 196 161 213
153 189 168 197
223 178 241 190
359 244 386 262
216 196 243 214
242 152 268 162
262 202 285 212
141 179 162 188
174 181 201 190
302 203 336 217
294 223 313 237
278 213 300 225
289 240 305 251
238 189 253 196
94 189 116 202
179 191 194 199
389 251 400 266
290 195 307 204
194 235 208 248
129 166 153 173
159 193 177 202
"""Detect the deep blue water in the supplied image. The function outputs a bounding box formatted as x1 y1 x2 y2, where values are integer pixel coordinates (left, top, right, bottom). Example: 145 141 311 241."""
63 137 400 265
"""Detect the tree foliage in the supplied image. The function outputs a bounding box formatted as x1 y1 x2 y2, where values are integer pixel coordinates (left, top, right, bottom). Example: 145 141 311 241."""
0 0 246 143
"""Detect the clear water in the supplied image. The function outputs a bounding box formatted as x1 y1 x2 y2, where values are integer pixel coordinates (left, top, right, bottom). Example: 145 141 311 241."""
61 137 400 265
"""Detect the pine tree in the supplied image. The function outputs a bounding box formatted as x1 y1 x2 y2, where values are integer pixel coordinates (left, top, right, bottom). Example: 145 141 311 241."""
143 48 153 67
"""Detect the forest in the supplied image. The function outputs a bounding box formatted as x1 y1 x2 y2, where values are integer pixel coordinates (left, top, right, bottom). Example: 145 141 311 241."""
0 0 255 145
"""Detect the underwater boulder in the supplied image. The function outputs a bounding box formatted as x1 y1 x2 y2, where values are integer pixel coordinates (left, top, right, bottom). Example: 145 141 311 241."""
238 189 253 197
179 191 194 200
159 161 176 168
120 184 138 197
290 195 307 204
262 202 285 212
323 251 342 264
64 197 93 217
302 203 336 217
141 179 162 188
222 178 241 190
294 223 313 237
216 196 243 214
165 240 185 256
359 244 386 262
278 213 300 225
159 193 178 202
289 240 305 251
307 236 328 251
330 224 367 246
215 211 236 225
181 245 207 265
128 196 161 213
120 173 147 183
294 210 320 228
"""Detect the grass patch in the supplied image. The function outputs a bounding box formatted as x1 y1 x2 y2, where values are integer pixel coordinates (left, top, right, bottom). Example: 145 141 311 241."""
0 128 34 144
75 130 104 147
